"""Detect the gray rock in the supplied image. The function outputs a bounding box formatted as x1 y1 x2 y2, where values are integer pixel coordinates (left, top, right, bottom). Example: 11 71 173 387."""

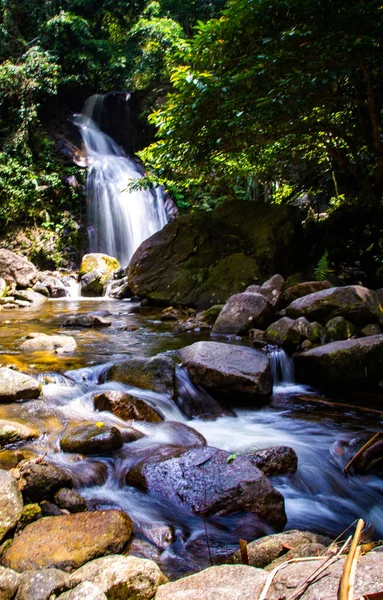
0 420 39 449
266 317 302 349
284 280 331 303
20 333 77 353
286 285 379 324
295 334 383 390
325 315 358 341
57 582 107 600
54 489 87 513
69 555 168 600
258 274 285 308
60 423 124 455
0 368 42 403
0 470 23 543
0 565 20 600
179 341 272 402
15 568 69 600
212 292 271 336
0 250 37 288
106 355 176 397
80 270 104 297
155 565 268 600
126 445 286 529
13 290 46 305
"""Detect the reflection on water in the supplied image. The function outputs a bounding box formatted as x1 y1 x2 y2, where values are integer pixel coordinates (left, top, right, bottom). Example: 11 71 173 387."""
1 298 383 576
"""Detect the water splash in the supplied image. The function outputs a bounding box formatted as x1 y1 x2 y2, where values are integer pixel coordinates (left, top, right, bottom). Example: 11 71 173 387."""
74 94 168 266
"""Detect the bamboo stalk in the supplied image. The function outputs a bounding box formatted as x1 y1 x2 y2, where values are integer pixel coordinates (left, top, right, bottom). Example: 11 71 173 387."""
338 519 364 600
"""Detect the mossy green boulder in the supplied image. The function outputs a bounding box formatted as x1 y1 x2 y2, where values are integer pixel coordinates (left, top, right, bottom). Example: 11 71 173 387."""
79 254 120 297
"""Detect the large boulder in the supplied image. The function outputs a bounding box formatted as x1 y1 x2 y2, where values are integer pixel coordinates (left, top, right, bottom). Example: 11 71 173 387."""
79 254 120 298
106 356 176 397
128 201 300 308
155 565 268 600
284 280 331 303
295 334 383 391
179 341 272 402
126 445 286 530
60 423 124 455
212 292 271 336
0 470 24 543
0 250 37 288
2 511 132 572
286 285 379 324
20 333 76 353
69 555 167 600
0 368 42 402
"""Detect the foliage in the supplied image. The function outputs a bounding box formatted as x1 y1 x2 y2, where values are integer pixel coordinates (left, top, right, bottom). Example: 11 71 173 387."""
314 250 330 281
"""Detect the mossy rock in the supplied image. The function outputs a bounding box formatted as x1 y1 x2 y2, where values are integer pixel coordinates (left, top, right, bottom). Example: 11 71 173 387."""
79 254 120 278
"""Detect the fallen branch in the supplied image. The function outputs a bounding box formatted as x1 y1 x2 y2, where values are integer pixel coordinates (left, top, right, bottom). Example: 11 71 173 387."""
344 433 382 475
338 519 364 600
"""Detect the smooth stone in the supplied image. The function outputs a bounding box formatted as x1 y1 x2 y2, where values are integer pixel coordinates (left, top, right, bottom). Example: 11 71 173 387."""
286 285 379 324
14 301 30 308
155 565 268 600
57 582 107 600
0 250 37 288
0 565 21 600
106 355 176 397
361 323 382 336
248 446 298 476
325 315 358 341
0 420 39 449
179 341 272 402
60 423 124 455
284 280 331 303
20 333 76 353
13 290 46 305
15 568 69 600
258 274 285 308
93 391 164 422
142 422 206 447
0 470 23 543
265 317 302 350
212 292 271 336
2 510 132 572
69 555 168 600
62 315 111 328
79 254 120 278
0 368 42 403
19 463 74 503
54 489 87 513
126 445 286 529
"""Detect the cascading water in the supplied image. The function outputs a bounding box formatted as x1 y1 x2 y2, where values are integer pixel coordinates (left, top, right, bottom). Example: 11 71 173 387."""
74 94 168 266
269 346 296 387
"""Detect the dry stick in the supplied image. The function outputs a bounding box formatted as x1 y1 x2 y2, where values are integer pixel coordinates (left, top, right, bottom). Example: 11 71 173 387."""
257 537 352 600
338 519 365 600
344 433 383 475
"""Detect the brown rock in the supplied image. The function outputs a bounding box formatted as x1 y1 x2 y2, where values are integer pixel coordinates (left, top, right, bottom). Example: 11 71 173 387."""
0 421 39 449
284 280 331 303
0 250 37 288
60 423 124 455
2 511 132 572
93 391 163 422
106 356 175 397
248 446 298 476
19 463 74 503
0 368 42 403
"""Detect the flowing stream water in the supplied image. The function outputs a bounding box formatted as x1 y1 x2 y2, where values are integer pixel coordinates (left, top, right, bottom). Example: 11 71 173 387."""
1 301 383 577
74 94 168 266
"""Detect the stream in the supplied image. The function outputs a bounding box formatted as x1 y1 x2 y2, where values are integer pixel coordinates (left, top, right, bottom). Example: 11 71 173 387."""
1 297 383 577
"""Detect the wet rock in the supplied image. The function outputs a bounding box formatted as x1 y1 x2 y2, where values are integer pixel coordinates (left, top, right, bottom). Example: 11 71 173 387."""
19 462 74 503
0 420 39 449
286 285 379 324
305 321 325 343
0 368 42 403
0 470 23 543
325 315 358 341
57 582 107 600
2 510 132 572
140 523 174 550
295 334 383 391
54 489 87 513
20 333 76 353
0 250 37 289
361 323 382 336
268 551 383 599
34 274 68 298
79 254 120 298
265 317 302 350
284 280 332 303
62 314 111 328
107 276 132 299
155 565 268 600
229 530 331 569
248 446 298 476
127 445 286 529
106 355 176 397
198 305 223 326
212 292 271 336
0 450 35 471
40 502 63 517
60 423 124 455
0 565 20 600
15 568 69 600
32 283 50 297
258 274 285 308
59 460 108 489
175 369 232 420
69 555 167 600
13 290 46 305
93 391 163 422
146 422 206 447
15 504 42 532
124 537 162 564
80 270 104 297
179 341 272 403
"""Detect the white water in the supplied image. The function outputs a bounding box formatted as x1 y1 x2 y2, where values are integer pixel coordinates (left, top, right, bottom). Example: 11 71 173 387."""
74 95 168 266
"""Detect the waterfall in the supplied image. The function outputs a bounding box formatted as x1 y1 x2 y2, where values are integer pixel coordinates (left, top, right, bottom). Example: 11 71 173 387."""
269 347 296 386
74 94 168 267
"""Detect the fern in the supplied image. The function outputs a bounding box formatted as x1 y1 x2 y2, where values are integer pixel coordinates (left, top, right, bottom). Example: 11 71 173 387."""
314 250 329 281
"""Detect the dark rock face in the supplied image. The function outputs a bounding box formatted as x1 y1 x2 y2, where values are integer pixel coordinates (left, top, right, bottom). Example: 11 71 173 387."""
295 334 383 391
0 249 37 288
265 317 302 350
179 341 272 402
54 489 88 513
128 200 300 308
248 446 298 477
286 285 379 324
284 280 331 303
126 445 286 530
19 463 74 503
93 391 163 422
106 356 176 397
324 316 358 341
60 424 124 455
212 292 271 336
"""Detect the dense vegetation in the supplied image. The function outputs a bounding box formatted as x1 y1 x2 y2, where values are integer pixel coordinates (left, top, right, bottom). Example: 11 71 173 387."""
0 0 382 279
